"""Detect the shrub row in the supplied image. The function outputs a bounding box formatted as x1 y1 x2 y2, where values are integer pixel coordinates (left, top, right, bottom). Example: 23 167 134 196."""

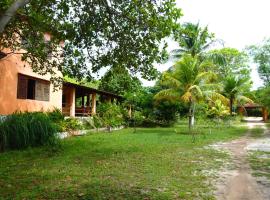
0 112 59 152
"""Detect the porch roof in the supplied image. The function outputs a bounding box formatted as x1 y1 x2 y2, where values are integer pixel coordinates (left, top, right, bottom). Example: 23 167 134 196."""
238 103 263 108
63 81 122 99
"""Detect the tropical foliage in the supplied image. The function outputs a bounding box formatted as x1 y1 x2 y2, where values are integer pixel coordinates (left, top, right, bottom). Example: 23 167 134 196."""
248 38 270 85
207 100 230 119
97 103 124 129
155 54 225 129
99 67 142 96
0 112 59 151
210 48 250 79
172 22 215 58
223 75 253 115
0 0 182 84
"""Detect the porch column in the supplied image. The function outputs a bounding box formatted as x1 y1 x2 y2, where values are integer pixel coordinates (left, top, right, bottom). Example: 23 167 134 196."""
262 107 268 122
81 95 85 107
106 96 112 103
87 95 90 107
91 92 96 115
70 87 76 117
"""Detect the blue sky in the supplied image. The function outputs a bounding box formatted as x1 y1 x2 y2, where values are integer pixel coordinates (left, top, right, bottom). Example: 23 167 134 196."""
144 0 270 89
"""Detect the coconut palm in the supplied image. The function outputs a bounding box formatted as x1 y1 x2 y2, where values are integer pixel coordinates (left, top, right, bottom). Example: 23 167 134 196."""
155 54 227 130
171 22 216 58
223 75 253 115
170 22 226 69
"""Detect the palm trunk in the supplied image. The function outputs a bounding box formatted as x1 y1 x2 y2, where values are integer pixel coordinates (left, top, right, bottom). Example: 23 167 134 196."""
188 100 195 131
188 102 192 131
188 101 196 142
0 0 30 33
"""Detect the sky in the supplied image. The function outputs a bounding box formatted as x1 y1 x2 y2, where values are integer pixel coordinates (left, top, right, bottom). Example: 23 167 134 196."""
143 0 270 89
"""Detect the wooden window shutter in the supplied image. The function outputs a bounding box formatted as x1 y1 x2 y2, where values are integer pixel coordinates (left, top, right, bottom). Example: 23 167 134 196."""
17 74 28 99
35 81 50 101
43 83 50 101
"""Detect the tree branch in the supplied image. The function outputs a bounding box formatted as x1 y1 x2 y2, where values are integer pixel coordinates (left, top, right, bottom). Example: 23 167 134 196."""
0 0 30 33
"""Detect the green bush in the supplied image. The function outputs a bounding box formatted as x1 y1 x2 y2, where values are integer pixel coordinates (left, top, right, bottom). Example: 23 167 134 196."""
0 112 59 151
47 108 65 123
97 103 124 128
92 115 104 128
60 118 84 131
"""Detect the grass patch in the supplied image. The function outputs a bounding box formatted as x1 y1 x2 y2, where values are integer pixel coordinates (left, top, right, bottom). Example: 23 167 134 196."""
249 151 270 179
0 125 247 199
250 126 265 138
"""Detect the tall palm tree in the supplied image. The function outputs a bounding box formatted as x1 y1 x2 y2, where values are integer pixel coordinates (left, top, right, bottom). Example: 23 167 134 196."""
223 75 253 115
155 55 226 130
171 22 216 58
170 22 226 70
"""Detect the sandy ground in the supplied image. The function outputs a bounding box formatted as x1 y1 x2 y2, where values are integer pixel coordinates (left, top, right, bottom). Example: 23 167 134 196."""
214 119 270 200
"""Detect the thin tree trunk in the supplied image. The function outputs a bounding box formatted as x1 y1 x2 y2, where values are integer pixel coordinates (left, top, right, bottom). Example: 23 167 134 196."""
188 101 193 131
230 98 233 116
0 0 30 34
188 100 195 131
191 103 195 126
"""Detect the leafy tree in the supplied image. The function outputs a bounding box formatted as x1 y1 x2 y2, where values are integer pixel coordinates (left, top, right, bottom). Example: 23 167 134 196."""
209 48 251 79
223 75 252 115
0 0 30 33
251 86 270 110
155 54 225 130
0 0 66 85
248 38 270 85
0 0 182 84
171 22 215 58
141 86 185 125
98 67 142 96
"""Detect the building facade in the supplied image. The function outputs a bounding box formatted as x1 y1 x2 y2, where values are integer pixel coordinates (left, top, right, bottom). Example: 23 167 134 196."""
0 51 121 117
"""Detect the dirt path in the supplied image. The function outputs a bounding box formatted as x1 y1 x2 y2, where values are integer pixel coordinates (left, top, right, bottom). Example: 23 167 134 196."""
214 121 270 200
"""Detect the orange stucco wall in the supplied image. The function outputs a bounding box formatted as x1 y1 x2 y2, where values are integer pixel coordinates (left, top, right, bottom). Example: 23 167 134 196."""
0 52 62 115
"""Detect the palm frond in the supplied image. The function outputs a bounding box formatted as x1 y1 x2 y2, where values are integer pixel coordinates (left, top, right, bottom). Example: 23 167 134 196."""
236 95 254 105
188 85 203 97
204 91 229 105
181 91 192 102
154 88 180 102
160 72 182 89
194 71 217 83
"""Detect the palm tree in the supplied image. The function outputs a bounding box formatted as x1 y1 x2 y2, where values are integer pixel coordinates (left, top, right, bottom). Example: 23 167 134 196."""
223 75 253 115
171 22 216 58
170 22 226 70
155 54 226 130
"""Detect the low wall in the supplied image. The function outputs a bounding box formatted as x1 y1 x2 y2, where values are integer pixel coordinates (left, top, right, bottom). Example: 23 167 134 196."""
57 126 125 139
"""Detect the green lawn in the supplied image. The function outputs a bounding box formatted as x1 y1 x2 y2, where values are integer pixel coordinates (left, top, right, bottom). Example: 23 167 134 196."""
248 125 270 181
0 125 247 200
250 126 265 138
249 151 270 180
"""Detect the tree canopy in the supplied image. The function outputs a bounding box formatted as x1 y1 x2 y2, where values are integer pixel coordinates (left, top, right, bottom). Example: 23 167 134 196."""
222 75 252 115
248 38 270 85
209 48 250 79
0 0 182 84
171 22 215 59
98 67 142 96
155 54 225 129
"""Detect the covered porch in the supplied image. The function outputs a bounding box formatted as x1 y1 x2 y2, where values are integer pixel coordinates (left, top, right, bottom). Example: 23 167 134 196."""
238 103 268 122
62 82 122 117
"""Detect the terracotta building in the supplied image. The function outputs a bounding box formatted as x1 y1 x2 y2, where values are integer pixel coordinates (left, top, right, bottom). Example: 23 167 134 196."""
0 37 121 117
